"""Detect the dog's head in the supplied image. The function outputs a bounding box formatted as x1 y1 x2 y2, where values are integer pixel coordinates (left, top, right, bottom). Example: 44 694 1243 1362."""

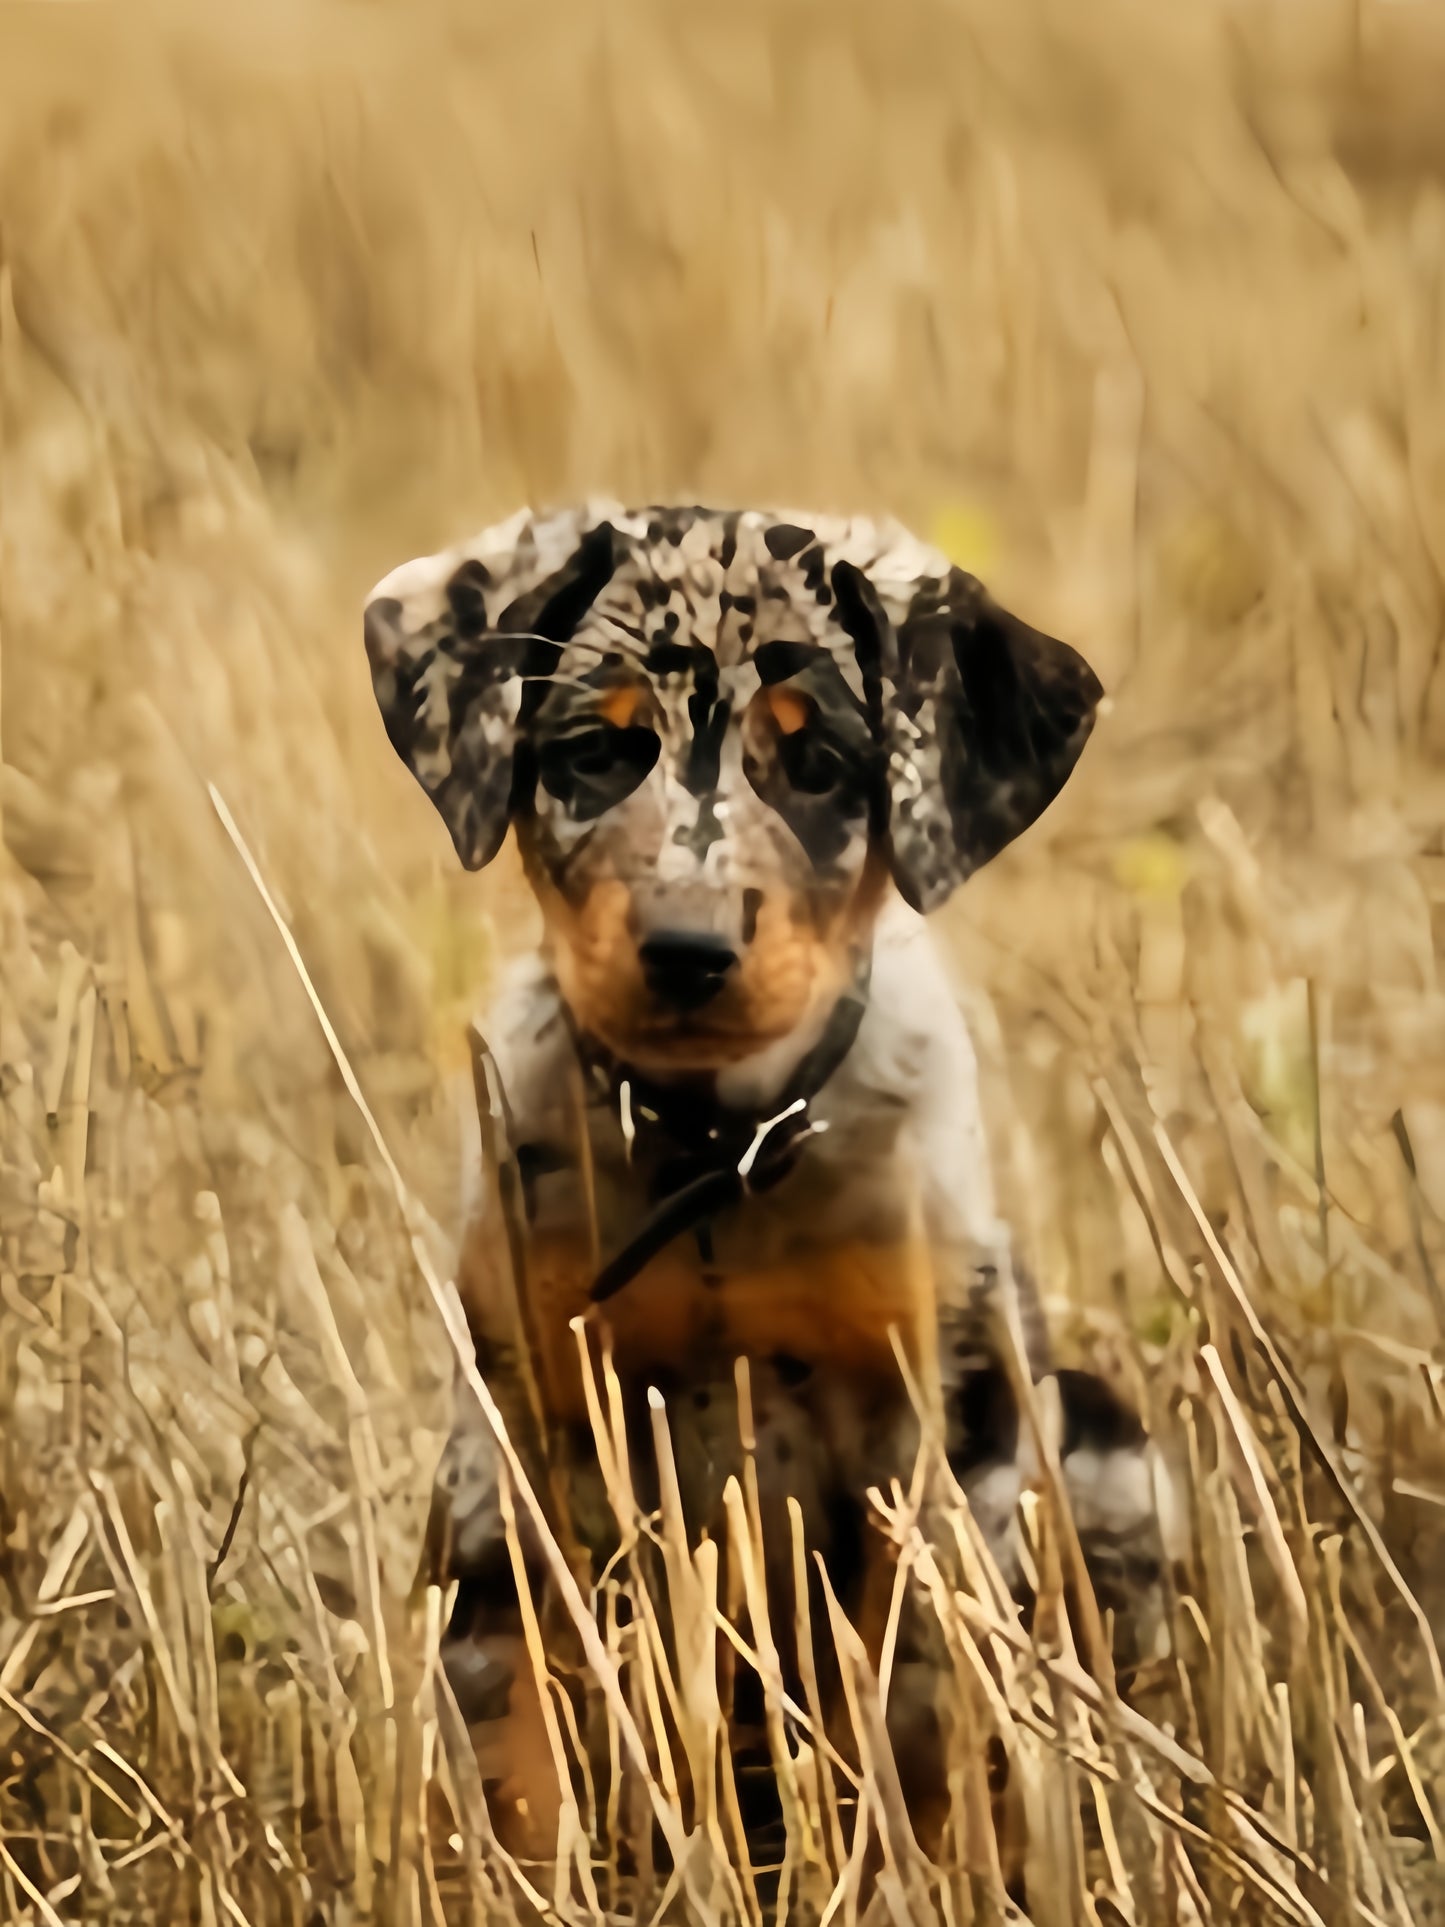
364 504 1101 1092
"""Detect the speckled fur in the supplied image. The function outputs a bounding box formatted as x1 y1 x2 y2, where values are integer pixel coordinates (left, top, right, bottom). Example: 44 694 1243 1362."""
365 500 1102 917
365 502 1164 1851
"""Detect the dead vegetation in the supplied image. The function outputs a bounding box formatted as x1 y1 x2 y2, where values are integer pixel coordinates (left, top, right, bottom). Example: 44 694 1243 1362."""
2 0 1445 1919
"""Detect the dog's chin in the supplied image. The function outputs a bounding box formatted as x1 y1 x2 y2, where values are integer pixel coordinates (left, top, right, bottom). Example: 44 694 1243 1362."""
575 986 851 1113
584 1013 801 1079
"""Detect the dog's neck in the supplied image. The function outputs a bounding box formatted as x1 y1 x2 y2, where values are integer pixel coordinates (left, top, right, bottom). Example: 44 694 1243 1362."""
574 951 869 1128
558 955 874 1305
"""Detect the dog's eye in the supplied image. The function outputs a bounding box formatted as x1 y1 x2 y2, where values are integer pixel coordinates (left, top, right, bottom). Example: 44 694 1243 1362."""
536 723 659 818
778 728 849 796
570 728 620 775
754 685 853 796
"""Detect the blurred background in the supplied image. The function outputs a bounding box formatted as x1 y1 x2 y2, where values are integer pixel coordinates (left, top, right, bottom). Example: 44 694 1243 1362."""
3 0 1445 1920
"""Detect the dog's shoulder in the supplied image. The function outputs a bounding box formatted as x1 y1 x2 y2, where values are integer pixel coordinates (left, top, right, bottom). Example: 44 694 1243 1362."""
829 895 963 1102
443 952 575 1244
478 952 574 1134
821 895 1005 1254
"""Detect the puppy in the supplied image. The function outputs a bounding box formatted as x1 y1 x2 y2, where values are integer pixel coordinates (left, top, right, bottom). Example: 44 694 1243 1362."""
364 502 1164 1853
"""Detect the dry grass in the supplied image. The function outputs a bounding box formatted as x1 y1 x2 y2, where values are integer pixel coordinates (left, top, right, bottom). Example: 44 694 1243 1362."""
3 0 1445 1919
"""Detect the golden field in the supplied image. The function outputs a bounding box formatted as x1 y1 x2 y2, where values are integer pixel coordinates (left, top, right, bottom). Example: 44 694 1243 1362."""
2 1 1445 1919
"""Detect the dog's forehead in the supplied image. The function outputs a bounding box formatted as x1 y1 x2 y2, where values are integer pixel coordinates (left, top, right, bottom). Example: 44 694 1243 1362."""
598 506 954 687
603 513 826 693
367 501 956 705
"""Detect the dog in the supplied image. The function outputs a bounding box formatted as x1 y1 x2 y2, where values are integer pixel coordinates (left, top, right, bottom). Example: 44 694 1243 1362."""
363 501 1165 1860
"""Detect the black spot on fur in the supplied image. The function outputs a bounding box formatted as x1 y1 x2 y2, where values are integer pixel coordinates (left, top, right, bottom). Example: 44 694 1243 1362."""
763 523 816 561
831 561 894 833
646 639 696 678
754 639 819 685
683 655 728 797
498 522 617 650
674 793 726 859
771 1353 812 1388
946 1367 1020 1474
445 558 492 636
1057 1369 1148 1457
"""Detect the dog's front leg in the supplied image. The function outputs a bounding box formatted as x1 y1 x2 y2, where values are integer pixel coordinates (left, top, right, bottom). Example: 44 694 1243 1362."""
905 983 1169 1666
940 1271 1174 1679
427 1381 570 1862
424 1200 601 1861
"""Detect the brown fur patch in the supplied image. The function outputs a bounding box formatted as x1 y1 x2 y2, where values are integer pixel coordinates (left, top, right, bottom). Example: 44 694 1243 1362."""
531 871 869 1073
595 682 647 728
762 685 814 735
467 1632 566 1858
522 1230 938 1426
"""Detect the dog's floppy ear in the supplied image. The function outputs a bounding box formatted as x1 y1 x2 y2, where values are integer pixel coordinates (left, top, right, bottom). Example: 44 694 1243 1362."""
882 566 1103 914
362 522 617 870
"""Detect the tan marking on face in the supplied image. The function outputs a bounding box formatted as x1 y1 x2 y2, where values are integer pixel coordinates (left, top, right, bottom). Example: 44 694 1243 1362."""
536 880 851 1068
596 683 646 728
729 885 846 1039
522 844 895 1072
530 875 651 1049
762 685 814 735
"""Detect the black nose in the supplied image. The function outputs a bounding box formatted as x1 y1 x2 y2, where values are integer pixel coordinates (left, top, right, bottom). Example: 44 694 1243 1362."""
638 930 739 1011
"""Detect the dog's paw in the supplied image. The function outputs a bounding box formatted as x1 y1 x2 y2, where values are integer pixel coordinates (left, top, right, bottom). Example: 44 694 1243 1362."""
1056 1368 1171 1663
942 1362 1028 1583
944 1363 1170 1657
1057 1366 1155 1545
450 1629 568 1860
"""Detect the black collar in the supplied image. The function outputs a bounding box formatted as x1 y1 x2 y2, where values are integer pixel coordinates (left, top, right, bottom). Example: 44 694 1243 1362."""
568 959 872 1304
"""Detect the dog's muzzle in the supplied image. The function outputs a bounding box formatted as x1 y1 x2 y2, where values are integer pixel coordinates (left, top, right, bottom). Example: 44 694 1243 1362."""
638 929 740 1011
